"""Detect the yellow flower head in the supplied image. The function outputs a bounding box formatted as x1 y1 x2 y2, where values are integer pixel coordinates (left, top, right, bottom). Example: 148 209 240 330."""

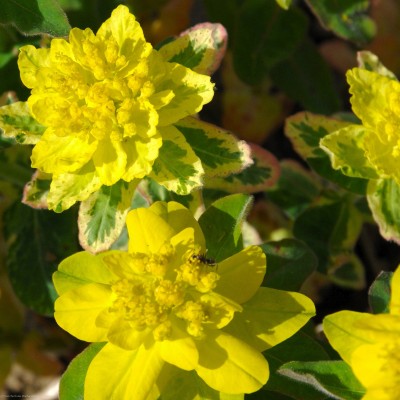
53 201 315 399
346 68 400 183
324 265 400 400
18 5 213 202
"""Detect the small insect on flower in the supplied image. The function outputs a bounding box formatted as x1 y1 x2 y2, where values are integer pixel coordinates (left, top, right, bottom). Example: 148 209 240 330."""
190 253 218 268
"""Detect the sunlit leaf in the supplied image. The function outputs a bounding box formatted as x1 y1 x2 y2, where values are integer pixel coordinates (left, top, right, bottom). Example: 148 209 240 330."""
158 22 227 75
367 178 400 244
78 180 138 253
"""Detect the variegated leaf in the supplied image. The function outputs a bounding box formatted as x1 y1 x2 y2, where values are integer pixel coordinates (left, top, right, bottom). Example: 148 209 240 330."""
320 124 379 179
285 112 368 194
0 102 45 144
47 163 102 212
150 125 204 195
78 180 138 253
22 170 51 209
357 51 397 79
367 178 400 244
285 112 351 159
158 22 227 75
175 116 252 179
204 144 280 193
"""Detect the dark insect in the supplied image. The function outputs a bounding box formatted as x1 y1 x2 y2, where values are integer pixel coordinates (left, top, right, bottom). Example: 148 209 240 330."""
190 253 217 267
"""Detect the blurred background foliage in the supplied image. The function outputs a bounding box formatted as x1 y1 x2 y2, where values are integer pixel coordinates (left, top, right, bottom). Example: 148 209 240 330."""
1 0 400 398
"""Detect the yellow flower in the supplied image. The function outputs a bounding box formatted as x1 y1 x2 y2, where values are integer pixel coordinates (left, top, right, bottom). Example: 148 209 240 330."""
53 201 315 399
18 5 213 208
324 265 400 400
345 68 400 183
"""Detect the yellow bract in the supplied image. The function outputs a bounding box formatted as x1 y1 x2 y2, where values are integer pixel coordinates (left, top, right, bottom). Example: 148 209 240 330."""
18 5 213 207
346 68 400 183
53 201 315 399
324 265 400 400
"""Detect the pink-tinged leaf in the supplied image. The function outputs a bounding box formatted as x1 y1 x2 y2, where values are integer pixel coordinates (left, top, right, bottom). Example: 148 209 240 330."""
158 22 227 75
22 170 51 209
205 144 280 193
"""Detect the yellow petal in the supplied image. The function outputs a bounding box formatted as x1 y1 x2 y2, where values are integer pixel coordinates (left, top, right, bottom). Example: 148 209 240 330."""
54 283 113 342
158 325 198 371
85 343 164 400
31 128 97 174
347 68 396 130
195 330 269 394
121 134 162 181
225 287 315 352
391 265 400 315
351 341 400 400
216 246 266 304
96 5 152 77
126 207 176 254
107 317 152 350
18 45 50 88
53 251 117 296
323 311 377 364
93 138 127 186
150 201 206 249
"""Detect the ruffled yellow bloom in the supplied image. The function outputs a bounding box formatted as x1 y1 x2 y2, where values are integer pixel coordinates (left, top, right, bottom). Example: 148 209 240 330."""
324 265 400 400
18 5 213 208
345 68 400 183
53 201 315 399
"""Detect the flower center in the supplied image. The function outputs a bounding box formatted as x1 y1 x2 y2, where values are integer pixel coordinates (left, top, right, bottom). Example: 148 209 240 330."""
108 245 223 341
378 341 400 396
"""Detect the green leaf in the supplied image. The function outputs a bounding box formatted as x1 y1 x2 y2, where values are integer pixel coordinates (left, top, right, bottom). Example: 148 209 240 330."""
175 117 252 179
356 51 397 79
293 198 363 275
278 360 365 400
0 102 45 144
285 112 368 194
233 0 308 84
266 160 321 220
320 125 379 180
158 22 227 75
160 368 244 400
0 145 32 188
264 323 331 400
150 126 203 195
367 178 400 244
305 0 376 46
270 39 341 115
327 252 366 290
22 170 51 209
4 202 78 315
198 194 253 261
59 342 106 400
204 144 280 194
78 180 138 253
0 0 71 37
260 239 317 291
275 0 292 10
368 271 393 314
